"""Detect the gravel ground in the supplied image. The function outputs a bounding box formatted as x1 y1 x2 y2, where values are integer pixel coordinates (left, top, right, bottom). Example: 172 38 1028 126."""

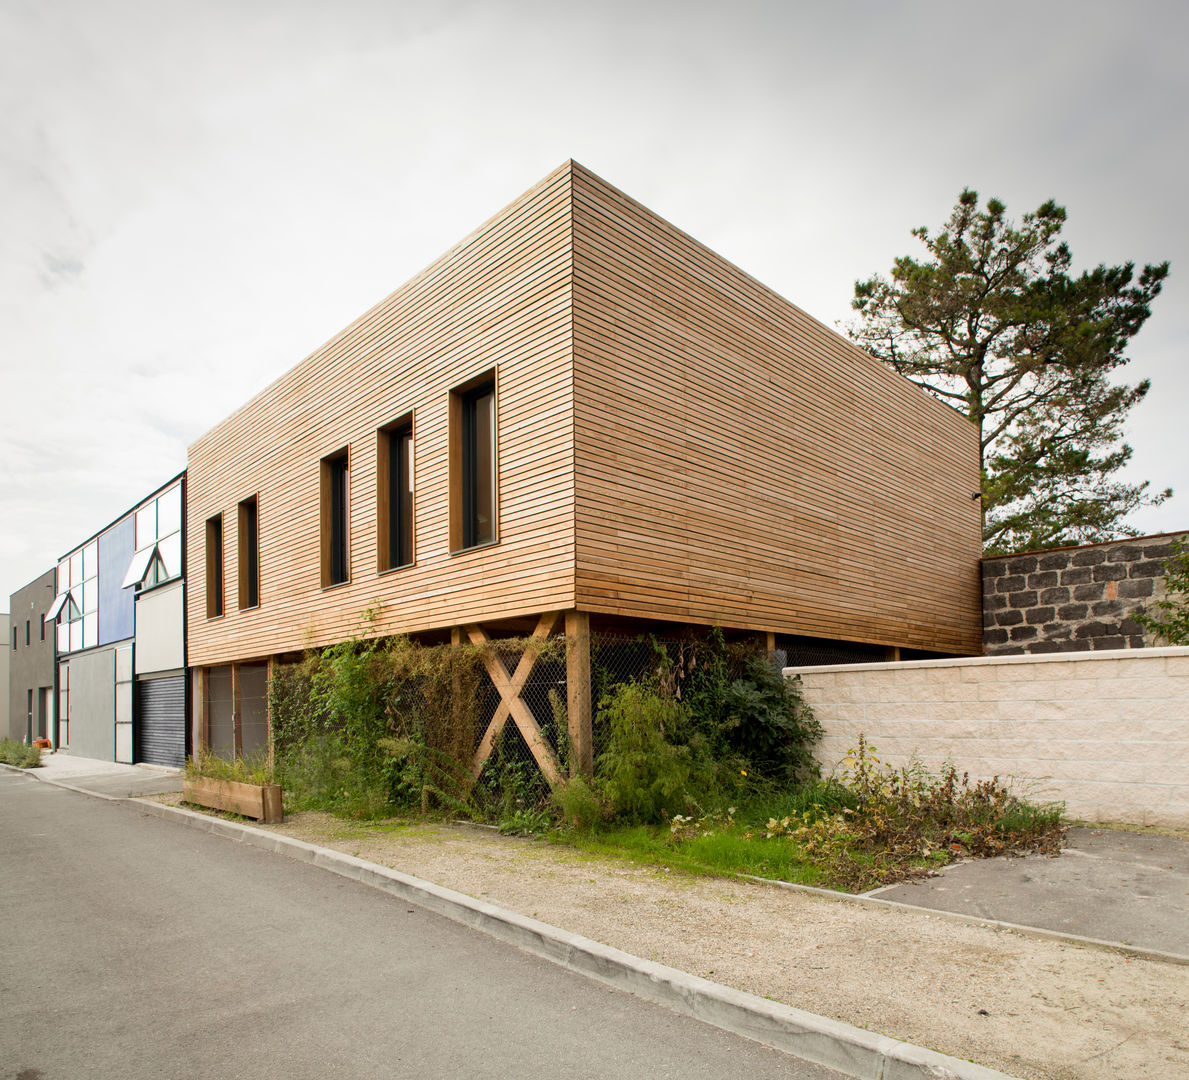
152 798 1188 1080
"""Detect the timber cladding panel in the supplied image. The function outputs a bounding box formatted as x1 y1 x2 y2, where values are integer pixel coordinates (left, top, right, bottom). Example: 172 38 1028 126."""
185 166 580 667
567 164 981 654
186 160 983 667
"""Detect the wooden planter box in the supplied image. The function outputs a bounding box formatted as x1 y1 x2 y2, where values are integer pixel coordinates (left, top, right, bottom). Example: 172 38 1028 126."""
183 776 282 824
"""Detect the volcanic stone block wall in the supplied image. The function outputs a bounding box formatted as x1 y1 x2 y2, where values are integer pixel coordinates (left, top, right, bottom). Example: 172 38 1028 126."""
983 532 1188 655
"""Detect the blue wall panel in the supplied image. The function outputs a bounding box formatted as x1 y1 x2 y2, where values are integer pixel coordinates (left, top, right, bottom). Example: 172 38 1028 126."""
98 516 136 645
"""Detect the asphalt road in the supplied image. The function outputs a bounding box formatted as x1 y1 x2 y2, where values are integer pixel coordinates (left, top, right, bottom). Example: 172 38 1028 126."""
0 771 843 1080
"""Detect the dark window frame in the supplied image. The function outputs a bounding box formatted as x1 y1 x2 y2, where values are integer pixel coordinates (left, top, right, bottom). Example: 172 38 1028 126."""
449 372 498 552
237 496 260 610
320 449 350 587
377 417 414 572
206 514 224 618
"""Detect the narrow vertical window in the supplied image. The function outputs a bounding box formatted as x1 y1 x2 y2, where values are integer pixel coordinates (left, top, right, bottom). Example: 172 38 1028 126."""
237 496 259 609
25 620 30 647
40 614 45 641
450 374 497 551
320 450 350 586
377 419 413 571
206 514 224 618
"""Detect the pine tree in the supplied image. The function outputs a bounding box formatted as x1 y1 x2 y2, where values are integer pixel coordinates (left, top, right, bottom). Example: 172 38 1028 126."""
850 190 1170 554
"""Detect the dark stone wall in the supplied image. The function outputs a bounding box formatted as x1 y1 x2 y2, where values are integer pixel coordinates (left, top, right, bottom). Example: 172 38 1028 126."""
982 532 1188 655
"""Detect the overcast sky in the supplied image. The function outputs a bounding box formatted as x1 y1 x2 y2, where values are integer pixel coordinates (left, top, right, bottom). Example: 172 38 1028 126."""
2 0 1186 602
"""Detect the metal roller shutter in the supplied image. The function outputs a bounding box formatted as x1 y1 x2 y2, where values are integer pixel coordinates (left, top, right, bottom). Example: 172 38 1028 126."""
135 675 186 767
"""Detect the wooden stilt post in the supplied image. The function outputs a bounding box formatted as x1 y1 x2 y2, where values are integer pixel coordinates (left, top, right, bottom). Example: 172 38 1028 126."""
195 667 210 755
565 610 593 778
266 656 276 772
231 662 243 759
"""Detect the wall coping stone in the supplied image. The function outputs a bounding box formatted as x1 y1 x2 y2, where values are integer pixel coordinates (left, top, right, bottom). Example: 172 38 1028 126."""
785 644 1189 677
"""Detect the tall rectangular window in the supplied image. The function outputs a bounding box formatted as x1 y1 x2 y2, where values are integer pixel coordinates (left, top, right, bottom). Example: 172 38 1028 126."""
25 620 30 647
39 614 45 641
377 419 413 571
237 496 259 610
206 514 224 618
450 375 497 551
321 450 350 587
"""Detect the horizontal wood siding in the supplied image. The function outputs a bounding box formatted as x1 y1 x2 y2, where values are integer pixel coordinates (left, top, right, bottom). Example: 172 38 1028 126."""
186 166 578 667
568 164 981 654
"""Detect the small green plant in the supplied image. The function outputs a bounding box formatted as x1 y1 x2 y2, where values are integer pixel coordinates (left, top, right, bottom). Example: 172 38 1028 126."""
0 738 42 768
1135 536 1189 645
552 775 605 830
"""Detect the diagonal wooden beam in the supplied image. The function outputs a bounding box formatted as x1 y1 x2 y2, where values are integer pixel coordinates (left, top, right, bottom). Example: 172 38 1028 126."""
467 612 563 787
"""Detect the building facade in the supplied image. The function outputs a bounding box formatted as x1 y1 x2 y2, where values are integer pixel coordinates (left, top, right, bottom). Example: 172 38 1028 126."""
185 161 983 772
8 570 56 743
46 474 188 765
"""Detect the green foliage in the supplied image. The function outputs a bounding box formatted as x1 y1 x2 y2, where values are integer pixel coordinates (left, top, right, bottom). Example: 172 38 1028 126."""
0 738 42 768
850 189 1170 554
186 750 274 785
269 632 492 818
1135 537 1189 645
596 681 707 823
551 775 605 830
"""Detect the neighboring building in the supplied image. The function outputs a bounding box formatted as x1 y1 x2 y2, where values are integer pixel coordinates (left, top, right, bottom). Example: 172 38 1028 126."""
0 613 10 740
46 474 187 765
185 161 983 774
983 531 1189 655
8 570 56 743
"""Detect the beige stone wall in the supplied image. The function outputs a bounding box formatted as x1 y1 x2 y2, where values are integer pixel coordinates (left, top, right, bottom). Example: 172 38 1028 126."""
786 647 1189 828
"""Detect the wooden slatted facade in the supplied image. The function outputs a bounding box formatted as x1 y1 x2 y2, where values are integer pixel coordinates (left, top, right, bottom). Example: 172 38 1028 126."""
186 160 981 689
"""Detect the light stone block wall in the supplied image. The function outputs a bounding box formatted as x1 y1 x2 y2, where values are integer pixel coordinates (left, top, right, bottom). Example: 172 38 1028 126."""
785 646 1189 828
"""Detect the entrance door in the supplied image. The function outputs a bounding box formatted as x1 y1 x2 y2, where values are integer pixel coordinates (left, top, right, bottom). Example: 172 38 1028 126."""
37 687 51 740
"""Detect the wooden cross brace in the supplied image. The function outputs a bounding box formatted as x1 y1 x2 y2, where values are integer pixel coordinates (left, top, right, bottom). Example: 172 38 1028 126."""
467 611 564 788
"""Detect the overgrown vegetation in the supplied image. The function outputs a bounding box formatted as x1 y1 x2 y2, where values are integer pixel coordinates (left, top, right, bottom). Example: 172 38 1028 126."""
225 622 1063 891
564 737 1063 891
186 749 275 786
0 738 42 768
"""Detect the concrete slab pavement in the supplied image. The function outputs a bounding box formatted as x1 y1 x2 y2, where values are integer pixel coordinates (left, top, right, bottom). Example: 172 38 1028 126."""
868 827 1189 957
14 749 184 798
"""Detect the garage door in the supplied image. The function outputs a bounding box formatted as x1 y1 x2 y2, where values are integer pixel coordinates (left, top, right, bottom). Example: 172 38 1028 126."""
135 675 186 768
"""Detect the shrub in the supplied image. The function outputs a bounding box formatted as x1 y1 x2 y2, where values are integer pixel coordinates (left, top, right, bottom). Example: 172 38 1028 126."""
596 681 710 823
0 738 41 768
552 775 605 830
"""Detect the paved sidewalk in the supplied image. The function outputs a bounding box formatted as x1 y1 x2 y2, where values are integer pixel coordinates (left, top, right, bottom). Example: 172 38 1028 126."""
20 749 183 798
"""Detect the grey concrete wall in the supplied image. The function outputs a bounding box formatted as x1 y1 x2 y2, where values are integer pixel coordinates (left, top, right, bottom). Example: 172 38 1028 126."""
134 579 184 675
1 614 9 741
983 532 1188 655
64 647 116 761
9 570 56 742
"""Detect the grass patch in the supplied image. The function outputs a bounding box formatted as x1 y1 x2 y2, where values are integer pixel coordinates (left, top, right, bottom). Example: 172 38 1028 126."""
185 750 275 786
0 738 42 768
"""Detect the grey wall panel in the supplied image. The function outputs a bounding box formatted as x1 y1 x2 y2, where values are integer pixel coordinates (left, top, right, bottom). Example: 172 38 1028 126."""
134 579 184 674
65 647 116 761
136 675 185 767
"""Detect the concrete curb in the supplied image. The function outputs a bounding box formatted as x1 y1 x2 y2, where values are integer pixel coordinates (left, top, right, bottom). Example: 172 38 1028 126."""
128 798 1020 1080
743 875 1189 967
